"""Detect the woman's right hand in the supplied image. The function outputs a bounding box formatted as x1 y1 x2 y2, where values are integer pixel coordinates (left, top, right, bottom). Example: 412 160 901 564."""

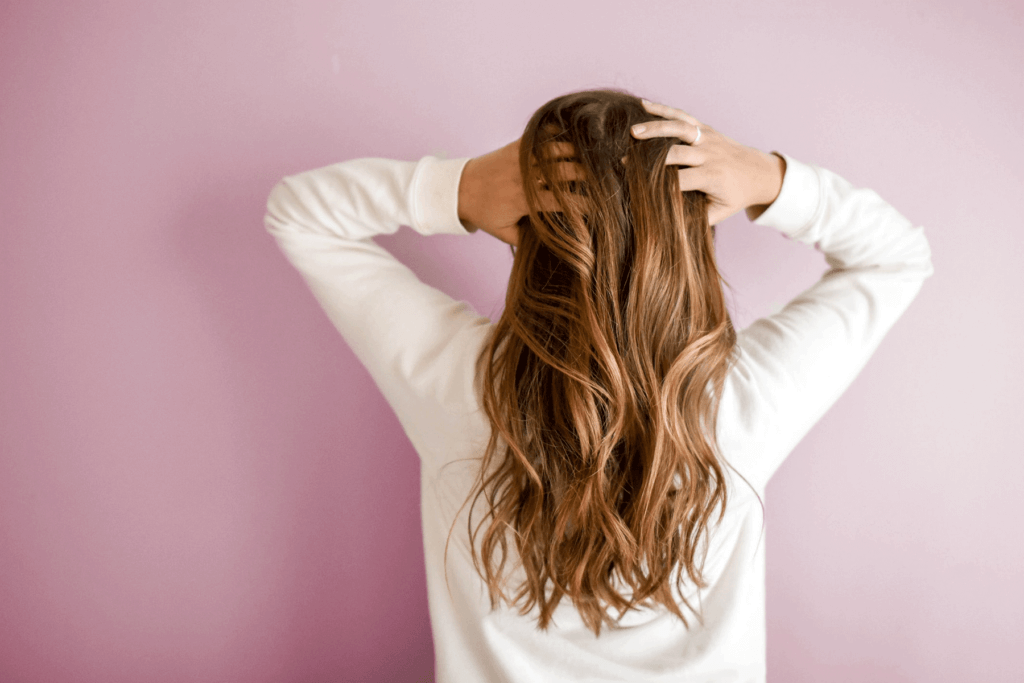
630 99 786 226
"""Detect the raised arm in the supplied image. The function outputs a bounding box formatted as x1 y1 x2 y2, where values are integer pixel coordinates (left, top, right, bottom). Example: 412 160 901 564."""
718 151 935 490
263 155 492 465
630 98 934 491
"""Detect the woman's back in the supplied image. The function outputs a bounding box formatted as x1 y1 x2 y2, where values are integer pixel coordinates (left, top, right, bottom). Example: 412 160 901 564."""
262 94 934 681
425 421 767 681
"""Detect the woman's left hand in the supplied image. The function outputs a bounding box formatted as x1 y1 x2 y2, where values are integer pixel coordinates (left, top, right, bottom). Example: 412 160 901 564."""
457 138 564 247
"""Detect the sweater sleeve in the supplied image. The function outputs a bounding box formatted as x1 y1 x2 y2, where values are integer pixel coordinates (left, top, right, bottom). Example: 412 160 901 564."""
717 152 935 492
263 155 492 464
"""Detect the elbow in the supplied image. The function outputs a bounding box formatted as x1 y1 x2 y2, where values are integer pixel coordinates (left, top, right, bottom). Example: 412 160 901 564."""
915 227 936 281
263 176 298 234
894 222 936 282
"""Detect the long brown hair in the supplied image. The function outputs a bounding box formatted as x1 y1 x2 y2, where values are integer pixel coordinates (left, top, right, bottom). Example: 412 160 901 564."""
453 88 763 636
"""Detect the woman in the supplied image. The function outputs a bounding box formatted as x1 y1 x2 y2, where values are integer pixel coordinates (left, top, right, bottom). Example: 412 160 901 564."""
264 89 934 682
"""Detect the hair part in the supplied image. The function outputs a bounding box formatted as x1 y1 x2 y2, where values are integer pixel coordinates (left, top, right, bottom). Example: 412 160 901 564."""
448 88 764 636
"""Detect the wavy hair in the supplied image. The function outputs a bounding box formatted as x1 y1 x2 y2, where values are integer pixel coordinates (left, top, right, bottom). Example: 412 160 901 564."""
451 88 763 636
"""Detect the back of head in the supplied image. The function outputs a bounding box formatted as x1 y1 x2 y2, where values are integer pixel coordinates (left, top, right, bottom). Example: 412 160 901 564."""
460 88 752 636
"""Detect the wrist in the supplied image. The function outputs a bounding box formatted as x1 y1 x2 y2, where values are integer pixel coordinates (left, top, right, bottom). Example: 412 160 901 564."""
755 150 785 207
744 150 786 222
457 159 481 232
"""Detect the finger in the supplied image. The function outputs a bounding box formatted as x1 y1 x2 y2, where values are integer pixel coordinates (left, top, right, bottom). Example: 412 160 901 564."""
675 167 708 193
641 99 700 127
529 142 579 170
531 184 594 219
539 141 578 160
640 99 700 126
529 159 585 185
664 144 703 167
631 119 701 146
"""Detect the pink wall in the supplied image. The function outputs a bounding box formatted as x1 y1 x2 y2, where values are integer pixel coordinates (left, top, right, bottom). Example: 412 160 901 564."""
2 1 1021 681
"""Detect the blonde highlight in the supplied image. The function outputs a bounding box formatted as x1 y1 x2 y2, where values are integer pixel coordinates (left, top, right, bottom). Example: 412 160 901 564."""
450 88 764 636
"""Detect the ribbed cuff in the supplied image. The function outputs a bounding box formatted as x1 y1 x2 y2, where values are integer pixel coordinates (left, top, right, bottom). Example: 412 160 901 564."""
411 155 474 236
751 151 822 243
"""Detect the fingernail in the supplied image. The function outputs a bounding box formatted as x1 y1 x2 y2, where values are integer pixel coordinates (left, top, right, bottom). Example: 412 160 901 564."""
632 124 646 135
641 98 650 105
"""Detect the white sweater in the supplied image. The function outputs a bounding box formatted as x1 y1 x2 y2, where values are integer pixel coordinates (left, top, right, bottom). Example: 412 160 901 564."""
264 150 934 682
